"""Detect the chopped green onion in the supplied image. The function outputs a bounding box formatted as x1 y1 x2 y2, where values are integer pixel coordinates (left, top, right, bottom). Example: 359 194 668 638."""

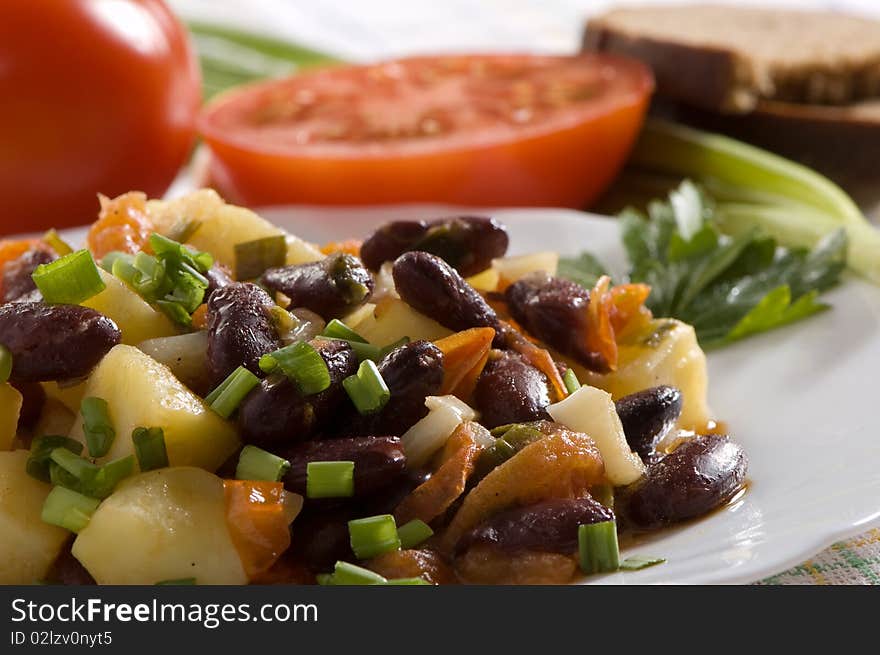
343 360 390 415
132 427 169 471
81 456 135 499
0 344 11 384
155 300 194 328
80 397 115 458
100 251 131 274
49 448 95 480
41 486 100 533
348 514 400 560
49 454 134 499
578 521 620 575
31 249 106 304
563 369 581 395
155 577 197 585
111 256 141 287
260 342 331 395
26 435 84 482
42 229 73 256
382 577 431 586
234 235 287 280
322 319 368 343
315 573 334 586
397 519 434 549
319 561 387 585
132 252 169 300
306 461 354 499
348 341 383 363
619 556 666 571
149 233 213 273
205 366 260 418
236 445 290 482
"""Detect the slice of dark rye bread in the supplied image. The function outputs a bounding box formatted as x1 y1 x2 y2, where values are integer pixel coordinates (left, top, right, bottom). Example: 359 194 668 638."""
582 5 880 112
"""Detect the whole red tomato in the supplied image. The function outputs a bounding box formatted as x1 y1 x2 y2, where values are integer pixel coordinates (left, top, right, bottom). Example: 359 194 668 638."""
0 0 201 234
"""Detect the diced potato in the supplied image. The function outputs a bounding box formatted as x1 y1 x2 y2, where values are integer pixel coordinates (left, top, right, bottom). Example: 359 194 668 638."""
285 234 325 266
492 251 558 283
82 269 178 345
148 189 323 273
580 319 711 431
466 268 500 292
548 385 645 486
0 451 69 584
41 380 88 415
68 345 239 472
353 298 452 346
33 399 76 440
341 303 377 332
138 331 211 393
72 467 247 585
0 384 22 451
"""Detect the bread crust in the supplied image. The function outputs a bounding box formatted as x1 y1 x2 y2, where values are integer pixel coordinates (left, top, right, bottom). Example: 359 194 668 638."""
582 6 880 112
583 19 757 112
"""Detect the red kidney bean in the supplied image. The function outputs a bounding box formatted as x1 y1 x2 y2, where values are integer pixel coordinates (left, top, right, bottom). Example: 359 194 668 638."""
392 251 501 335
621 434 748 529
0 302 120 383
206 282 281 384
261 253 374 319
361 216 509 277
46 546 96 585
238 338 358 448
340 340 444 437
615 386 683 461
473 350 551 429
289 506 356 571
456 496 614 555
280 436 406 498
205 263 233 297
11 381 45 431
2 248 56 303
505 271 611 372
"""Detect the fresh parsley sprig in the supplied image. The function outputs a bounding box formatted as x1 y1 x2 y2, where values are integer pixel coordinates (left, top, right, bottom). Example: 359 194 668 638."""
560 181 847 349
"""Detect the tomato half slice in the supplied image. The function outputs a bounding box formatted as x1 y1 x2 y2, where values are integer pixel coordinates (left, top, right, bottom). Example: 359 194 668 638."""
198 54 653 208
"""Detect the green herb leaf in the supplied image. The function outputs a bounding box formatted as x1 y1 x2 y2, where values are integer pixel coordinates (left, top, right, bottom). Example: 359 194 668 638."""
567 181 846 349
619 555 666 571
557 252 608 289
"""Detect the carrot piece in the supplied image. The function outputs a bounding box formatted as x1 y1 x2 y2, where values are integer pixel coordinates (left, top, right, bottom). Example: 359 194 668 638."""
609 283 652 336
190 304 208 330
433 327 495 399
87 192 154 260
320 239 362 257
223 480 302 579
394 422 485 526
585 276 618 373
440 426 605 553
0 239 41 267
500 321 568 401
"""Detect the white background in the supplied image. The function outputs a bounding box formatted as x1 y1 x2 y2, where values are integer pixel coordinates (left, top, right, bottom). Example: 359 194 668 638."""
169 0 880 60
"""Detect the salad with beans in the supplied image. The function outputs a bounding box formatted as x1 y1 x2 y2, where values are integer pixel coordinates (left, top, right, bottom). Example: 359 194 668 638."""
0 190 747 585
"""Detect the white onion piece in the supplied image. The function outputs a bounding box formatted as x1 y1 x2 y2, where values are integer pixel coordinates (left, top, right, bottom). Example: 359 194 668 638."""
402 395 476 468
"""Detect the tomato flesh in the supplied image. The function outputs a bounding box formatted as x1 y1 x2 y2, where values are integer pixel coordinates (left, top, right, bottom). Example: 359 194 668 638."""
199 54 653 208
0 0 201 233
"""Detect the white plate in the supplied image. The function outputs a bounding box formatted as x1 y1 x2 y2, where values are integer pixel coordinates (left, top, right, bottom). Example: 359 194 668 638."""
61 204 880 584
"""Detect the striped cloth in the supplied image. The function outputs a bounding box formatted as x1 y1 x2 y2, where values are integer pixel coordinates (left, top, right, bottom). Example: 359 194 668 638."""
759 529 880 585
